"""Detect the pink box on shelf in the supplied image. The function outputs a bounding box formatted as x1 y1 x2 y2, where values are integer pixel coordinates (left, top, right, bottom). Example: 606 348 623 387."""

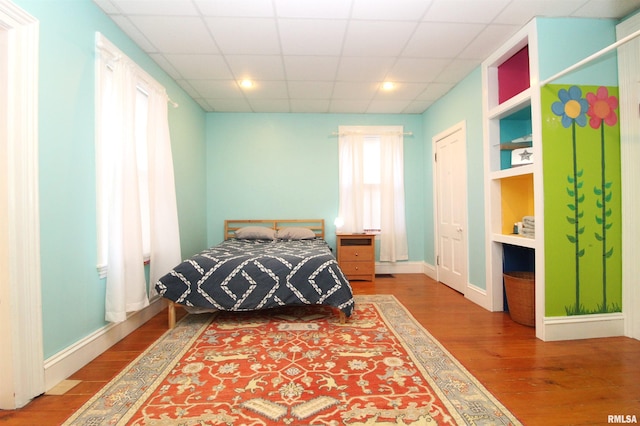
498 46 530 104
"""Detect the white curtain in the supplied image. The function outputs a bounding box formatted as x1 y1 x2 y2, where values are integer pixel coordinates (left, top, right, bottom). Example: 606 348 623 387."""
338 132 365 233
337 126 408 262
102 58 148 322
379 132 408 262
97 34 181 322
146 87 182 296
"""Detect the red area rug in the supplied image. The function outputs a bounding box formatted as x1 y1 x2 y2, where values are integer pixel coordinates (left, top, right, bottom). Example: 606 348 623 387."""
63 295 521 425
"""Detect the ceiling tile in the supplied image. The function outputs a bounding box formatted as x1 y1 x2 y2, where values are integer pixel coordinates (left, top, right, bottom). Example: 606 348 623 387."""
248 99 291 112
241 81 289 99
163 54 234 79
278 19 348 56
415 82 456 101
434 59 480 84
387 58 450 82
128 16 217 53
342 21 418 56
194 0 275 17
288 81 334 99
403 22 486 58
573 0 640 18
458 23 521 60
351 0 432 21
366 99 412 113
110 16 157 51
290 99 331 112
189 80 244 98
494 0 588 25
205 17 281 55
423 0 511 23
108 0 199 16
374 82 429 100
274 0 353 19
403 100 435 113
332 81 379 99
336 56 396 82
328 99 372 113
225 55 286 81
283 56 340 81
206 98 253 112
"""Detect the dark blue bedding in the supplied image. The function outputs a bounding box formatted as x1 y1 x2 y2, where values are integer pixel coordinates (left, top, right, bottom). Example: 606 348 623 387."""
155 238 354 317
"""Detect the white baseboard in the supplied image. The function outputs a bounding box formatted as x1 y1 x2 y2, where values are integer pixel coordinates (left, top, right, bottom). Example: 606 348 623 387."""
541 313 625 341
43 298 166 392
464 283 492 311
376 261 436 279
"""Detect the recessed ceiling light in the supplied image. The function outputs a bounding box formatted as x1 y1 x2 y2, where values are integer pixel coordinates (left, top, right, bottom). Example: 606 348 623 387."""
239 80 254 89
382 82 395 90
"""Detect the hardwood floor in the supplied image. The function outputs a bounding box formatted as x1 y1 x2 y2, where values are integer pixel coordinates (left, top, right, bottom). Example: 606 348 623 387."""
1 274 639 425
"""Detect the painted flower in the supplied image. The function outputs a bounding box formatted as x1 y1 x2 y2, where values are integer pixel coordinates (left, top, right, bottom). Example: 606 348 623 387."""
586 86 618 129
551 85 588 128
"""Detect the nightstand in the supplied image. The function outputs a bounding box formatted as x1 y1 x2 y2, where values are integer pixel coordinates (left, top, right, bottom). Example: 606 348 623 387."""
336 233 375 281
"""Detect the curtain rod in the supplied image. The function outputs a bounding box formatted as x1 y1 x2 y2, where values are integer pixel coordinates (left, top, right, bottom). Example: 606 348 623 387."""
540 27 640 86
331 131 413 137
96 40 179 109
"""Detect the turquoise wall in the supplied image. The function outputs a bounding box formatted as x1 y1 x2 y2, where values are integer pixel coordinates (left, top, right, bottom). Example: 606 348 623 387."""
421 68 485 289
537 18 618 85
205 113 425 258
15 0 208 359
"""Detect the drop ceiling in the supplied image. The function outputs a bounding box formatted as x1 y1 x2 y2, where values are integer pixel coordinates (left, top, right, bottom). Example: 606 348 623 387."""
94 0 640 114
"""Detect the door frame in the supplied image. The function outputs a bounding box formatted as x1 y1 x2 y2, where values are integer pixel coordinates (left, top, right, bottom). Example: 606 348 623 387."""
432 121 468 294
0 2 43 409
616 16 640 340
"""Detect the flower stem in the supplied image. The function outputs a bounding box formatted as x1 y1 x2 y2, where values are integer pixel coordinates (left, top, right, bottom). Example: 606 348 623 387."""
572 121 580 313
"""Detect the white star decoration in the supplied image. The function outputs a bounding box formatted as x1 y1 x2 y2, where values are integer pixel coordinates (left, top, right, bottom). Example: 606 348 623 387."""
519 149 532 161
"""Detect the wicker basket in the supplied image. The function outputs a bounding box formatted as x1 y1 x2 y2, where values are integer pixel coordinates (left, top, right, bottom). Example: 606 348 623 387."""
503 271 535 327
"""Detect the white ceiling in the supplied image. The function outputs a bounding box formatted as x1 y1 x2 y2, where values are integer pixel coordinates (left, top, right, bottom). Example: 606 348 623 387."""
94 0 640 114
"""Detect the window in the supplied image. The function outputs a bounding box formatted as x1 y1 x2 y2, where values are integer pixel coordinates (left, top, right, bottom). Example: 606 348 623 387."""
95 33 181 322
337 125 409 262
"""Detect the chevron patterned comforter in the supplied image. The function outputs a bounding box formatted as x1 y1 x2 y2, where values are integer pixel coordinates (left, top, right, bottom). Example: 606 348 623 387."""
155 238 355 317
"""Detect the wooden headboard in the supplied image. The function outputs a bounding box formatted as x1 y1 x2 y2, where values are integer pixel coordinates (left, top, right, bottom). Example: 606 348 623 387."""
224 219 325 240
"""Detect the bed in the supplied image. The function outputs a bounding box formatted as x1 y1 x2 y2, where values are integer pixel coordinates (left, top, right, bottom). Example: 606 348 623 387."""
155 219 355 328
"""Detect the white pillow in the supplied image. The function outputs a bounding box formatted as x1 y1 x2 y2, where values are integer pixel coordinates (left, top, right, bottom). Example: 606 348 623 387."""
276 227 317 240
235 226 276 240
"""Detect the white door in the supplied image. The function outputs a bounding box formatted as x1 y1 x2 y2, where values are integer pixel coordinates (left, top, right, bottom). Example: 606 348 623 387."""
434 123 468 294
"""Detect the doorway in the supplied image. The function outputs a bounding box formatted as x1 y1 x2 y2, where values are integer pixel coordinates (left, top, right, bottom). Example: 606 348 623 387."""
0 2 43 409
433 122 468 294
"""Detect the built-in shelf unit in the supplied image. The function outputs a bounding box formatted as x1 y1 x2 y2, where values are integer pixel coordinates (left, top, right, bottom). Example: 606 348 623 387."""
483 21 544 336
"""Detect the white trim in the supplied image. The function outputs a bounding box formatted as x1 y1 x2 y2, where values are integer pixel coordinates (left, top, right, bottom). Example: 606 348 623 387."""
464 283 492 311
44 298 166 391
542 313 625 341
617 13 640 341
0 0 42 409
375 261 433 278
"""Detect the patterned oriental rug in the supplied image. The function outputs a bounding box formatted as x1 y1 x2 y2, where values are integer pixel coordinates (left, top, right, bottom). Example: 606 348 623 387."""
64 295 521 425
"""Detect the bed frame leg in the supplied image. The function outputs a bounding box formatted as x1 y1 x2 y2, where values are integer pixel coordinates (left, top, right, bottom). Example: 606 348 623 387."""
168 301 176 329
339 311 346 324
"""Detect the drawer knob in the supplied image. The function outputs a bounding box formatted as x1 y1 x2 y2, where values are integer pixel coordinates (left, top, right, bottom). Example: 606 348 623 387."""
355 252 359 256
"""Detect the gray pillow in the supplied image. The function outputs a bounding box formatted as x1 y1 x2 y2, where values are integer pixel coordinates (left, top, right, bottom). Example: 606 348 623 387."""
235 226 276 240
276 227 316 240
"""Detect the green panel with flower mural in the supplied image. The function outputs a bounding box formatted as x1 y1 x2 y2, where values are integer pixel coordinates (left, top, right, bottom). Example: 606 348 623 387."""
542 84 622 317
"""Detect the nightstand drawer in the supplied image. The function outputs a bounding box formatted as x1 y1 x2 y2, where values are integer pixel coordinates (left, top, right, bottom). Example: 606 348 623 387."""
339 261 374 276
339 245 374 262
